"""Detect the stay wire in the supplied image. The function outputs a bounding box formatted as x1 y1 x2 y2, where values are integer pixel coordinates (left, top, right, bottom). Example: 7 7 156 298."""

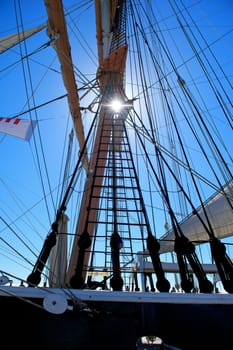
14 0 56 224
133 15 232 214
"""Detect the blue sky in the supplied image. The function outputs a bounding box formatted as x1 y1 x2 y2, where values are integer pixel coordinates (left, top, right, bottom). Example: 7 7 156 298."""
0 0 232 287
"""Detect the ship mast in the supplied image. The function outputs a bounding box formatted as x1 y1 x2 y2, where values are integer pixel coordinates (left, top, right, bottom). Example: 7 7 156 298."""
66 0 128 286
26 0 125 288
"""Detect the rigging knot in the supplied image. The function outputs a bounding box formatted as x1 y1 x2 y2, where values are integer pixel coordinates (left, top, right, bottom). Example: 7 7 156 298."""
177 75 186 87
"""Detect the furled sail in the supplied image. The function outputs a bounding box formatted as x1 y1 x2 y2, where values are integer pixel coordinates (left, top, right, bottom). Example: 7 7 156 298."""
159 181 233 253
95 0 117 63
0 25 46 54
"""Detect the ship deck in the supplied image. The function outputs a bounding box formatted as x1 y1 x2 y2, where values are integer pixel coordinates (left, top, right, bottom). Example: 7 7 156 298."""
0 287 232 350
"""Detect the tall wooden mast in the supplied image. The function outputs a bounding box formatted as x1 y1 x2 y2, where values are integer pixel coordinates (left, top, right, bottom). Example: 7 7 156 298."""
66 0 128 286
26 0 128 288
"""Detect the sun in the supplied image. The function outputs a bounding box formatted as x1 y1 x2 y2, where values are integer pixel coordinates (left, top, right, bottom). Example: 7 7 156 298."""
110 99 123 112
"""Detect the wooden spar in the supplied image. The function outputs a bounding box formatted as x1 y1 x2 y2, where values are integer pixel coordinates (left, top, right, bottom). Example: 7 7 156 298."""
44 0 88 169
66 0 128 284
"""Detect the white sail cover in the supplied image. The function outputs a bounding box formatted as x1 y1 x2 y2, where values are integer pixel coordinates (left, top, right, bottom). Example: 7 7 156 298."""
49 214 68 288
0 117 37 140
0 25 45 54
95 0 116 63
159 181 233 253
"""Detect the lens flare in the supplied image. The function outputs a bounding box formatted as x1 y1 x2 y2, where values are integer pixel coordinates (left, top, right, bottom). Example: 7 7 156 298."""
111 99 123 112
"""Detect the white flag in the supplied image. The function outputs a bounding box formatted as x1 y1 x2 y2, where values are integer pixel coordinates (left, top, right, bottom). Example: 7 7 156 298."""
0 117 37 141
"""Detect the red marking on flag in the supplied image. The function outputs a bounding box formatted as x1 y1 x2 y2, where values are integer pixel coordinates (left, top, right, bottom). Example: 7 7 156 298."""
0 118 21 124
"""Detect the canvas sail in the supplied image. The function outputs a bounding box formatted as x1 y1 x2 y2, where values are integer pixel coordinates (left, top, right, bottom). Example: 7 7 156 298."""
0 25 45 54
159 181 233 253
